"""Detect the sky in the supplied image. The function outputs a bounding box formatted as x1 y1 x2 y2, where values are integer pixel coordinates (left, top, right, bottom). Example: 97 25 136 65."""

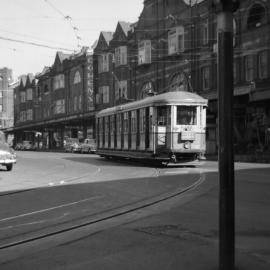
0 0 144 80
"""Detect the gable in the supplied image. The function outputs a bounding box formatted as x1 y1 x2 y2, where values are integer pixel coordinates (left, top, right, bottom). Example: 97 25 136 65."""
95 34 110 52
112 23 127 43
52 53 63 72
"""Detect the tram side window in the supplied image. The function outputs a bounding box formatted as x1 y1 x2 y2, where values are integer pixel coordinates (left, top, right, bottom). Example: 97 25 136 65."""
117 114 121 133
100 118 103 134
104 117 109 134
124 112 129 133
131 111 136 132
177 106 197 125
140 109 145 132
157 106 167 126
110 115 115 134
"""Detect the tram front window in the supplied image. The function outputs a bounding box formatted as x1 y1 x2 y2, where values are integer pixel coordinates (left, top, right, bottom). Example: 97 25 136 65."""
177 106 197 125
157 106 170 126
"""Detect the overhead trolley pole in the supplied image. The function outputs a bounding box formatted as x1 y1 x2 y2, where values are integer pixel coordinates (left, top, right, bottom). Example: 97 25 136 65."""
212 1 239 270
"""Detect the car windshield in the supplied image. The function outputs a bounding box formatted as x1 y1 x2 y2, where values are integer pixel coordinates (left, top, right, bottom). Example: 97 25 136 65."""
85 139 95 144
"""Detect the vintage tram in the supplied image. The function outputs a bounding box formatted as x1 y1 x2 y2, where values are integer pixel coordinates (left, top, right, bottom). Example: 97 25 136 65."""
96 91 207 164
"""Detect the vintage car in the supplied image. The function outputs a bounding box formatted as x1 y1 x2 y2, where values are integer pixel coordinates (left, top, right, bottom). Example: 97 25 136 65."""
80 138 96 153
21 141 36 151
0 142 16 171
64 138 82 153
14 143 23 150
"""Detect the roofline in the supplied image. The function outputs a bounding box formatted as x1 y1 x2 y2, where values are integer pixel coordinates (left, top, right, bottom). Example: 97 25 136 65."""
97 92 208 117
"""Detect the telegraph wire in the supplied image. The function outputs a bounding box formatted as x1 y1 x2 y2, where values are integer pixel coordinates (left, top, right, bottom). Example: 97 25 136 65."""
0 36 74 52
0 27 75 48
43 0 83 49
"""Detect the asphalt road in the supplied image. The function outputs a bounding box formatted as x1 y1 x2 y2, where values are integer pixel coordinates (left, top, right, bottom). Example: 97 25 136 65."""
0 151 269 269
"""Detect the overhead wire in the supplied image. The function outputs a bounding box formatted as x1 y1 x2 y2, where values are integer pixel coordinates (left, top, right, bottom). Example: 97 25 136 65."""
43 0 83 49
0 27 75 48
0 36 74 52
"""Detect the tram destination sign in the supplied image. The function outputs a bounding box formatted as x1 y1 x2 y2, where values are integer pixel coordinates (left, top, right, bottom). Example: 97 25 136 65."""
181 131 195 141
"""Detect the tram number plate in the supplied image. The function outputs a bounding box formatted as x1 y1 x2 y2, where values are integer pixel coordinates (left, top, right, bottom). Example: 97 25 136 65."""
181 131 195 140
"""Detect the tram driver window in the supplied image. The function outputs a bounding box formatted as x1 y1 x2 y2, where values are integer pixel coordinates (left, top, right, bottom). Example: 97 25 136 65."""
177 106 197 125
157 106 167 126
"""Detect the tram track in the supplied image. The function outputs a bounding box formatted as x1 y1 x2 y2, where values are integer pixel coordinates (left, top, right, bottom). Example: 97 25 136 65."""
0 169 205 252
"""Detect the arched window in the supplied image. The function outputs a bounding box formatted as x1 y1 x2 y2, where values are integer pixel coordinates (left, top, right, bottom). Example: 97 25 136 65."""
247 4 267 29
141 82 154 98
73 71 81 84
169 73 188 92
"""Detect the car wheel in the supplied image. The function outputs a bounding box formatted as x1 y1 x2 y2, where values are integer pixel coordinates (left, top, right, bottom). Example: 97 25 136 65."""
6 164 13 171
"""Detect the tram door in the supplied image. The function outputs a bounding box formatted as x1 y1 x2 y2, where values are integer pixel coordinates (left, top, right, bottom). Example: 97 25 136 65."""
156 106 170 149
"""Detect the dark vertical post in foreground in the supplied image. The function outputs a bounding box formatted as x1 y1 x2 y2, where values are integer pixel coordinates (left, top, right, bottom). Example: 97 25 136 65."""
213 1 239 269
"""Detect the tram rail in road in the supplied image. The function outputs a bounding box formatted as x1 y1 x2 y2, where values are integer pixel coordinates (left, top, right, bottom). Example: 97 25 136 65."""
0 169 205 263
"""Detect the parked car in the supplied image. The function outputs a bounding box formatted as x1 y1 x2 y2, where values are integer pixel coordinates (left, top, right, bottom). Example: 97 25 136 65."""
64 138 82 153
0 142 16 171
80 138 96 153
14 143 23 150
21 141 36 151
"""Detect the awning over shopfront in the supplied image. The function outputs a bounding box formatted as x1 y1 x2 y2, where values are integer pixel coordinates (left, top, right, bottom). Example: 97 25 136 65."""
201 85 252 100
250 88 270 101
2 111 96 133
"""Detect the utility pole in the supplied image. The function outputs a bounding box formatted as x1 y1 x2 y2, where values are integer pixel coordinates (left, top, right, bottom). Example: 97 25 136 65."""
212 1 239 270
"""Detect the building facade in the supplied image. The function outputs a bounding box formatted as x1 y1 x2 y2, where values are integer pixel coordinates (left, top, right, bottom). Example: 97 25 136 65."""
6 0 270 154
0 67 14 130
92 0 270 155
11 47 95 149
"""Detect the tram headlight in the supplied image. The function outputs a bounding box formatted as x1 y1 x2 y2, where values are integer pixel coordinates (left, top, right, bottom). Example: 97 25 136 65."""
184 141 190 149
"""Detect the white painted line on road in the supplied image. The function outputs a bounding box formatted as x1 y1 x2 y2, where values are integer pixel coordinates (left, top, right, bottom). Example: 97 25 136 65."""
164 170 189 175
0 214 70 230
0 195 103 223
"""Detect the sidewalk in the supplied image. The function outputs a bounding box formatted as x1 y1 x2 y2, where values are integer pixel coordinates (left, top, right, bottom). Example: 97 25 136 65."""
207 152 270 163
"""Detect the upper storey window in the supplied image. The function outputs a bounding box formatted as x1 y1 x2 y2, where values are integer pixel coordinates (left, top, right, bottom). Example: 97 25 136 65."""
53 74 65 90
20 91 26 103
73 71 81 84
115 46 127 67
98 53 109 73
202 20 209 45
247 4 267 29
138 40 151 65
26 88 32 101
168 26 185 55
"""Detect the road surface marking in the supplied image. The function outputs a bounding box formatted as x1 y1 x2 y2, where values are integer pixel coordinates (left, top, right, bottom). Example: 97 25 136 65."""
0 195 103 223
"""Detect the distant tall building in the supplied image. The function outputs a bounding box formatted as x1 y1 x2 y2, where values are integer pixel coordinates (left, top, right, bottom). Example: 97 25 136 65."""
0 67 14 129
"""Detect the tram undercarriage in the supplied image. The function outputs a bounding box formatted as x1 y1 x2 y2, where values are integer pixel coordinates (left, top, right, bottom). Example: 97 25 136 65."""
97 148 204 166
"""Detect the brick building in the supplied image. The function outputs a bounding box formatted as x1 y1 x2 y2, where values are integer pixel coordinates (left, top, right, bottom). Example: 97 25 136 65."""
6 0 270 154
123 0 270 154
0 67 14 130
192 0 270 154
11 47 95 149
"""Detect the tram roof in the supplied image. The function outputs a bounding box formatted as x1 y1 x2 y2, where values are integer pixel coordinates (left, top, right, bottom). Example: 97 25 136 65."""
96 91 208 117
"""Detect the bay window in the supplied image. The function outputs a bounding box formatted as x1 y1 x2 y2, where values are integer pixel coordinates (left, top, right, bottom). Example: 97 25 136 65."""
115 46 127 66
53 74 65 90
168 26 185 55
138 40 151 65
